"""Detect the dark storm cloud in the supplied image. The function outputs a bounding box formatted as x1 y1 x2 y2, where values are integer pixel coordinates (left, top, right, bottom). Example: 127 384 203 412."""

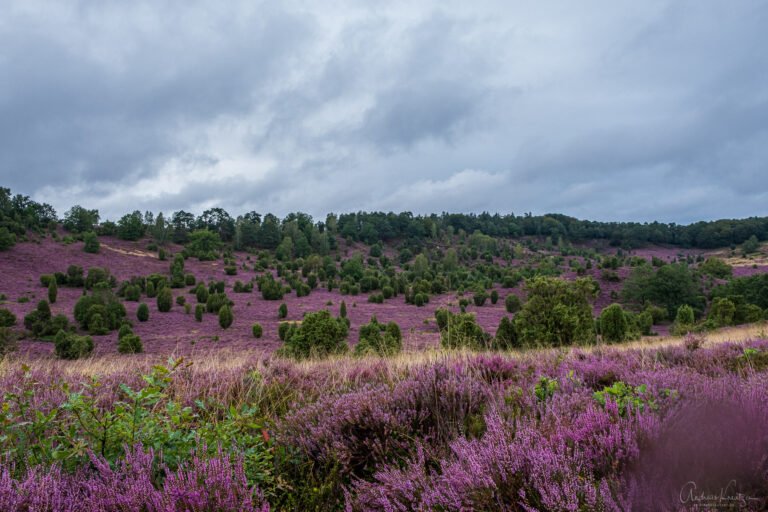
2 0 767 223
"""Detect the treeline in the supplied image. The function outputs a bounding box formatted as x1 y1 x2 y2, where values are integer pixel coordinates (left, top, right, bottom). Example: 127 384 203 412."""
3 185 768 251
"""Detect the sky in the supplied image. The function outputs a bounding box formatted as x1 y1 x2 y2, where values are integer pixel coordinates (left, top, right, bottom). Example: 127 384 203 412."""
1 0 768 224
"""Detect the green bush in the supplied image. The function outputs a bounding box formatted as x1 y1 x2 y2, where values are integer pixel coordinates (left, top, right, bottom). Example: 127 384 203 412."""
118 333 143 354
0 308 17 327
48 280 58 304
515 276 597 347
472 288 488 307
218 305 233 329
252 322 263 338
137 303 149 322
0 227 16 251
708 297 736 327
54 330 94 360
490 290 499 305
504 294 521 313
672 304 696 335
278 310 348 359
354 317 402 356
157 287 172 312
83 231 100 253
194 304 204 322
493 316 518 350
0 327 18 357
278 303 288 319
439 311 490 350
339 301 347 318
196 285 209 304
600 304 629 343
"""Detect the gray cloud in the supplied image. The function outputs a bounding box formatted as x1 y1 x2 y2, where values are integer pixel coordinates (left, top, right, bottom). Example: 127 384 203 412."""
1 0 767 223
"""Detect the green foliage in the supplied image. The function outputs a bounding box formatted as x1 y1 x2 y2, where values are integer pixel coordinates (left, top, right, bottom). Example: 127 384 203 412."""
493 316 518 350
741 235 760 256
672 304 695 335
260 276 284 301
278 310 349 359
490 289 499 305
137 303 149 322
194 304 204 322
339 300 347 319
708 297 736 327
206 292 230 314
622 264 703 318
157 287 172 312
187 229 222 260
593 382 657 417
117 210 145 241
47 280 58 304
218 305 234 329
0 308 17 327
63 205 99 233
196 285 209 304
278 303 288 319
600 304 629 343
117 333 143 354
0 327 18 357
252 323 263 338
82 231 100 253
439 311 490 350
354 317 402 356
0 227 17 251
472 287 488 307
54 330 94 359
124 284 141 301
170 254 185 288
534 376 558 402
699 257 732 279
504 294 521 313
515 277 597 347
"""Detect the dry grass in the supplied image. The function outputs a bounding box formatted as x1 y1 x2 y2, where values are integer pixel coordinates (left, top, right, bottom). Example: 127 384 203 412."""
3 322 765 380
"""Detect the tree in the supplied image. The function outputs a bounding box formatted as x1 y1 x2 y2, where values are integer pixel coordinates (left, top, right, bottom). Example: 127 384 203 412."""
63 205 99 233
171 210 196 244
218 305 233 329
187 229 221 260
708 297 735 327
54 330 94 360
439 311 490 350
0 227 16 251
622 264 703 319
515 276 597 347
600 304 629 343
505 294 521 313
157 287 172 312
151 212 170 246
48 280 58 304
117 211 146 241
137 303 149 322
673 304 695 335
170 254 185 288
83 231 100 253
742 235 760 256
198 207 235 242
494 316 518 349
278 310 349 359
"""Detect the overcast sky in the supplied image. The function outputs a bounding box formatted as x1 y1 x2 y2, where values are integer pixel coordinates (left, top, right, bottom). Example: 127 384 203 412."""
2 0 767 223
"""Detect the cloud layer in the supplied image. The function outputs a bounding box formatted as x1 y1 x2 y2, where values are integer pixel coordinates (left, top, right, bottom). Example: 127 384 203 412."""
2 0 767 223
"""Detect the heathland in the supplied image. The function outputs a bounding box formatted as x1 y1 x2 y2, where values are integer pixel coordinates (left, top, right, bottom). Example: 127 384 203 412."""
1 187 767 510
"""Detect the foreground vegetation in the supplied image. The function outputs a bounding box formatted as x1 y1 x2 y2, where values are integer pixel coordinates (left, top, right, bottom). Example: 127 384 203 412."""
1 333 767 510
